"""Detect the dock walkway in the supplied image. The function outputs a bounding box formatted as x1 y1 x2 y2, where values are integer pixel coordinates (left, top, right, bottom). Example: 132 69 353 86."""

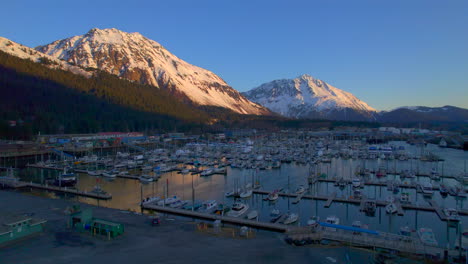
141 203 288 232
0 178 111 200
286 226 445 257
252 190 468 217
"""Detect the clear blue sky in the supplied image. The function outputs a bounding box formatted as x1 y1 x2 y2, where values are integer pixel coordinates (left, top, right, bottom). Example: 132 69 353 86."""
1 0 467 110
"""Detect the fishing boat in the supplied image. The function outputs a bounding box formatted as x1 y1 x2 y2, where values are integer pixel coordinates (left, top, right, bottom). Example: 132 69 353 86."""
325 216 340 231
53 167 77 187
307 216 320 226
226 202 249 217
417 228 438 247
421 182 434 197
443 208 460 222
246 210 258 220
282 213 299 225
385 203 397 214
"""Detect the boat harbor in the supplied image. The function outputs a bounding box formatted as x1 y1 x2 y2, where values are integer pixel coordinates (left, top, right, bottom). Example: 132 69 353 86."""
2 131 467 262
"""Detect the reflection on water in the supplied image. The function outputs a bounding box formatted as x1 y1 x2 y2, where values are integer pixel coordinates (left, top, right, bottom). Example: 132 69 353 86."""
16 141 468 248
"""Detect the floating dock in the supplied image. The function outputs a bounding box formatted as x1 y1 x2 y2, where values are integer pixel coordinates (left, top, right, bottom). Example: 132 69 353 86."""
252 190 468 218
141 203 288 232
0 179 111 200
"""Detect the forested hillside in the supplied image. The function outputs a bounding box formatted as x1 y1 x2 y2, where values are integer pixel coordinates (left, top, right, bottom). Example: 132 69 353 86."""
0 51 210 138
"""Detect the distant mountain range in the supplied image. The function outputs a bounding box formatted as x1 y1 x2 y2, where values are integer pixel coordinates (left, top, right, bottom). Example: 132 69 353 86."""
243 74 377 121
378 106 468 124
0 28 466 128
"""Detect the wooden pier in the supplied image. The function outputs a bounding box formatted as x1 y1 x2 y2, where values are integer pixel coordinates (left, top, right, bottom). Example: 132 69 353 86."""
0 179 111 200
141 203 288 232
427 200 448 221
324 192 336 208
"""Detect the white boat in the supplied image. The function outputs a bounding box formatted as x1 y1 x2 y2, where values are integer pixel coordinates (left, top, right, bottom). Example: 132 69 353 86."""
200 169 214 176
141 165 153 171
102 171 117 178
267 191 279 201
282 213 299 225
325 216 340 231
180 169 190 175
307 216 320 226
118 170 129 176
139 175 154 183
141 196 161 205
226 202 249 217
352 178 361 188
386 203 397 214
418 228 438 246
225 188 240 197
201 200 218 212
157 196 179 206
87 170 102 176
239 189 253 198
294 185 306 194
246 210 258 220
443 208 460 222
421 182 434 197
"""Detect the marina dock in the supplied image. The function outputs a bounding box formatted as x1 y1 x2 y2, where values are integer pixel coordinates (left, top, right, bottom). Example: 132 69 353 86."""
141 203 289 232
285 226 449 258
26 164 141 180
0 178 111 200
253 190 468 218
427 200 448 221
324 192 336 208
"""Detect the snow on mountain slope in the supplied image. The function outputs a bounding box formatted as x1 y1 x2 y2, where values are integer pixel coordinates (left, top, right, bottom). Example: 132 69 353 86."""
35 28 268 115
0 37 92 78
243 74 376 120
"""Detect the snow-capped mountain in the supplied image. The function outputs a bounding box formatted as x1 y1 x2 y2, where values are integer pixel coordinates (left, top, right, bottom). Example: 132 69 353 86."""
0 37 92 78
243 74 377 121
35 28 269 115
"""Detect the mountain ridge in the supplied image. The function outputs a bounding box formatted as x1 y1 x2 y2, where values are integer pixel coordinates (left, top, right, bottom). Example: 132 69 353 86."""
34 28 270 115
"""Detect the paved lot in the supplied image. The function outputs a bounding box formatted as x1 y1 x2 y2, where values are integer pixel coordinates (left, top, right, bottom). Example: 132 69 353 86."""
0 190 372 264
